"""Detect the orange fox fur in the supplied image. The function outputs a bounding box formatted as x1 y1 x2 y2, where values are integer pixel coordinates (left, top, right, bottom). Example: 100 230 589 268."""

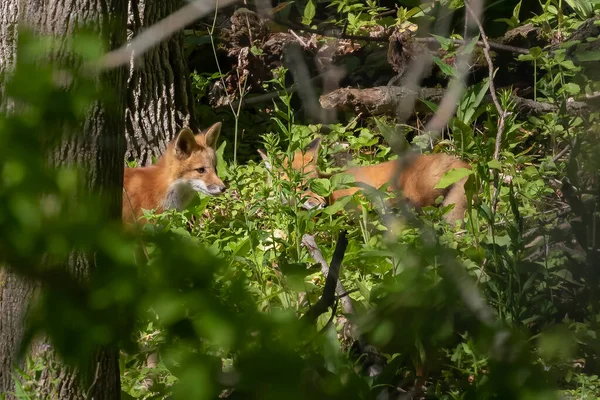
259 138 471 224
123 122 226 222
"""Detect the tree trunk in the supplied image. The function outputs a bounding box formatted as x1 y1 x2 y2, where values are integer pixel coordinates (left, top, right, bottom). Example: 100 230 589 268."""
0 0 128 398
125 0 198 166
0 0 19 114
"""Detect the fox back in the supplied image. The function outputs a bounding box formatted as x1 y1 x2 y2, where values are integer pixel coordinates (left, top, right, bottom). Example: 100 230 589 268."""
259 138 470 224
123 122 226 222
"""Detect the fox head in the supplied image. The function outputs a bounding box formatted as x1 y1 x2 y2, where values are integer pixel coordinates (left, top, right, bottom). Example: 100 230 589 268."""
258 138 327 210
160 122 226 210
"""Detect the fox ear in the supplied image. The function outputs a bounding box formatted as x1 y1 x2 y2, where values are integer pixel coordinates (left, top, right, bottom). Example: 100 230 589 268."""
174 127 197 159
257 149 271 170
204 122 222 150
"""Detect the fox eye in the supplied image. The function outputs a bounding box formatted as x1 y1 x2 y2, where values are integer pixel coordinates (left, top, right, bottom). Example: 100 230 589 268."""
196 167 206 174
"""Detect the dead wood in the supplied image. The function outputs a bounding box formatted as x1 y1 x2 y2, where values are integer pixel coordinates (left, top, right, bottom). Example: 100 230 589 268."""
319 86 590 118
301 232 386 378
300 231 349 324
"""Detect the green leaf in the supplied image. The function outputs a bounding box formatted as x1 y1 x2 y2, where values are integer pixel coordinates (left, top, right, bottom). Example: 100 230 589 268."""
487 159 502 170
302 0 316 25
513 0 522 22
559 59 577 70
562 82 580 95
432 56 457 78
331 172 355 189
356 280 371 302
459 79 490 124
216 140 229 178
374 118 409 155
494 18 515 27
564 0 593 18
485 233 511 247
431 34 453 49
405 6 423 19
271 116 289 136
460 35 480 55
310 178 332 197
434 167 473 189
420 98 439 113
450 118 475 153
323 196 352 215
530 47 543 59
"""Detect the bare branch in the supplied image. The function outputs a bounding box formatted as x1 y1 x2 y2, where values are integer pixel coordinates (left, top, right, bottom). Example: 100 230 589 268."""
229 74 324 108
464 0 506 160
266 16 529 54
319 86 589 118
98 0 239 70
423 0 481 136
301 232 386 379
84 362 101 399
301 231 349 322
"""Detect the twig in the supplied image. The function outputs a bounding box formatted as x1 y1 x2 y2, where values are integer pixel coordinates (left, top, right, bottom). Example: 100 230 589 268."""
301 232 354 315
300 231 349 323
98 0 239 70
319 86 590 118
230 74 323 108
552 143 572 163
289 29 309 48
464 0 506 160
266 16 529 54
418 36 529 55
424 0 481 136
301 232 387 380
84 362 101 399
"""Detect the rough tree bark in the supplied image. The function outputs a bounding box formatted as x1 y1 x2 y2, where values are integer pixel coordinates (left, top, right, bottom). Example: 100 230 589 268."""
319 86 591 118
0 0 128 398
125 0 198 166
0 0 19 114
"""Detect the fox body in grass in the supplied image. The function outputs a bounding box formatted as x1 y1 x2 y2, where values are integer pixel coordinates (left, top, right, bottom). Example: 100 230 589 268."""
259 138 471 224
123 122 226 222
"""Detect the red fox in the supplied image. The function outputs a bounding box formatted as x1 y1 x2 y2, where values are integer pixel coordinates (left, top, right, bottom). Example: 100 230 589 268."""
122 122 226 222
258 138 470 224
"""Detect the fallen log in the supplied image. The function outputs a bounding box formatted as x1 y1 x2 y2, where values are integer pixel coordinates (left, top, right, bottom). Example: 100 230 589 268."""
319 86 590 118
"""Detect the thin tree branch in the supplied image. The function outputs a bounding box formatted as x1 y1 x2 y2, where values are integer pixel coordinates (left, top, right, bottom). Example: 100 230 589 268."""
464 0 506 160
229 74 324 108
300 231 349 323
301 232 387 379
98 0 239 70
318 86 589 118
552 142 573 163
84 362 101 399
266 16 529 54
417 36 529 54
423 0 481 136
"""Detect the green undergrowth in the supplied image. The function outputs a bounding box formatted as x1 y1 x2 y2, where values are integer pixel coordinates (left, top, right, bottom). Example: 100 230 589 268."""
122 101 599 398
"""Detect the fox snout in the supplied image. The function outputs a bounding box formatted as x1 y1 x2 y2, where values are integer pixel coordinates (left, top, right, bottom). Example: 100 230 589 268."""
189 176 226 196
281 192 325 210
300 191 326 210
302 198 326 210
204 175 227 196
206 182 226 195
